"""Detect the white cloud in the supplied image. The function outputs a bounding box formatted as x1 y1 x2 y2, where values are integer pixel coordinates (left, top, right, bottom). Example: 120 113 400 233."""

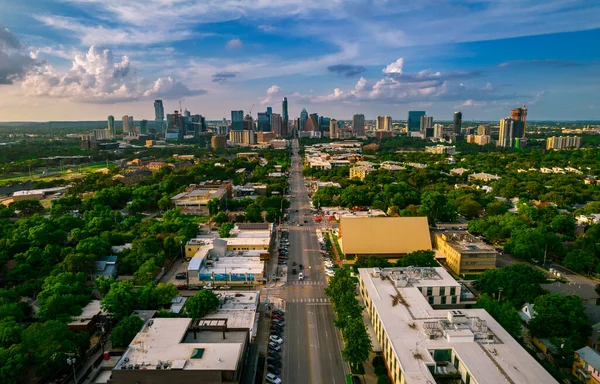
21 46 205 103
382 58 404 74
258 25 276 32
458 99 488 108
226 38 243 49
261 85 281 104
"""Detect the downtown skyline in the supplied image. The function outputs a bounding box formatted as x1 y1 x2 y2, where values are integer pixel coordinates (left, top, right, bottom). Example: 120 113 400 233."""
0 0 600 121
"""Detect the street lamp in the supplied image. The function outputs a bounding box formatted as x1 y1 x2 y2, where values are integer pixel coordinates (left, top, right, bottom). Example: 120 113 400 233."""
498 287 504 302
66 357 77 384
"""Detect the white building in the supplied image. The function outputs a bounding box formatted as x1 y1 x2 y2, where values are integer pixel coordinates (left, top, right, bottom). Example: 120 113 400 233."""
358 267 557 384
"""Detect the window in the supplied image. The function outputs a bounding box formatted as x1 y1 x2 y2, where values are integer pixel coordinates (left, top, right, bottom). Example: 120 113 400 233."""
450 287 456 296
440 287 445 296
427 287 433 296
451 296 457 304
441 296 446 304
428 296 434 304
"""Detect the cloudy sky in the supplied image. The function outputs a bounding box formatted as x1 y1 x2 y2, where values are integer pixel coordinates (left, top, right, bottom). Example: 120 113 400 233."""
0 0 599 122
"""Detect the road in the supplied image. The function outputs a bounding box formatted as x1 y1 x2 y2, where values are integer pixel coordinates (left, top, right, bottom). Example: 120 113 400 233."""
278 139 347 384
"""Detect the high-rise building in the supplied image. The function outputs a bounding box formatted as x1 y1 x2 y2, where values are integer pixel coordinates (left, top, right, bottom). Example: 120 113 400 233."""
499 118 517 147
329 119 338 138
304 114 319 132
376 116 392 131
282 97 288 123
257 112 270 132
352 114 365 136
243 114 253 131
167 110 185 141
211 135 227 149
408 111 426 132
546 136 582 150
420 115 433 133
319 117 330 134
122 115 134 135
140 120 148 135
107 115 115 137
453 111 462 134
510 107 527 136
231 110 244 131
154 100 165 133
433 123 444 139
271 113 282 137
300 109 308 132
477 125 491 136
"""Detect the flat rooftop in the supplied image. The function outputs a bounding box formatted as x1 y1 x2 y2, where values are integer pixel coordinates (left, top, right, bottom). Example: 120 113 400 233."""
116 318 243 372
359 268 557 384
225 237 270 246
201 256 264 274
391 267 461 289
435 231 497 254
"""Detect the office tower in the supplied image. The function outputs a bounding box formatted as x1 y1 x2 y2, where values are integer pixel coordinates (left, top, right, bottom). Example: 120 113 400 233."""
352 114 365 136
266 107 272 115
329 119 338 138
257 112 270 132
231 110 244 131
107 115 115 137
191 115 206 137
140 120 148 135
433 123 444 139
243 114 253 131
420 115 433 133
167 110 185 141
282 97 288 123
319 117 330 134
453 111 462 134
376 116 392 131
499 117 519 147
477 125 491 136
510 107 527 137
154 100 165 133
300 109 308 132
271 113 282 137
303 114 319 132
122 115 134 135
281 120 288 138
407 111 426 132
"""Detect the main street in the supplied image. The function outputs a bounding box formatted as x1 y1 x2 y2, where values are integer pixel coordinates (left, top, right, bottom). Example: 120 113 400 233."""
278 139 346 384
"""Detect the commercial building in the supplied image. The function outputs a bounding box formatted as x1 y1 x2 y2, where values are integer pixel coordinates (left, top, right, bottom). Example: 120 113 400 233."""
270 113 282 137
358 267 557 384
107 115 115 137
407 111 426 132
112 169 152 184
146 161 167 172
329 119 338 138
300 108 308 132
257 112 270 132
453 111 462 134
122 115 134 135
68 300 106 333
109 317 250 384
352 114 365 136
433 124 444 139
420 115 433 134
425 145 456 155
546 136 582 150
432 231 497 275
257 131 276 144
349 166 374 181
211 135 227 149
11 186 71 202
171 184 228 215
231 110 244 131
339 217 432 258
510 107 527 133
282 97 288 123
376 116 392 131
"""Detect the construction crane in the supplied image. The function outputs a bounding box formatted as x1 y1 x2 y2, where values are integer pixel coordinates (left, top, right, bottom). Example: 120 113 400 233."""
248 103 254 116
179 101 182 114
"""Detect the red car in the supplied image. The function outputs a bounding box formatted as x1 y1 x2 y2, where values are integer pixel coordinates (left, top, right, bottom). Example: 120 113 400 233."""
272 314 284 321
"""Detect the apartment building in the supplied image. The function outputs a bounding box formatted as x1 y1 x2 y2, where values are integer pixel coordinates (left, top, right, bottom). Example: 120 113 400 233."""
349 165 375 181
432 231 497 275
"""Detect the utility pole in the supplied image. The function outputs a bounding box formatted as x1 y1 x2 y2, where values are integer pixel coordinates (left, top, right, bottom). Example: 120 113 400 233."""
498 287 503 302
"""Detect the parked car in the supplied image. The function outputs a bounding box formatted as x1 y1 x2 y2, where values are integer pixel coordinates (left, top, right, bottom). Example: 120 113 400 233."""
268 342 281 351
292 268 297 275
268 351 281 359
272 315 284 321
271 325 283 332
269 335 284 344
298 272 304 281
273 309 285 315
267 365 282 375
299 264 304 270
266 373 282 384
175 272 187 279
267 358 282 367
270 331 283 338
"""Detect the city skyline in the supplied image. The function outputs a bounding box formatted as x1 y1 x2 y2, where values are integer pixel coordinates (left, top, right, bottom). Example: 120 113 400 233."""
0 1 600 121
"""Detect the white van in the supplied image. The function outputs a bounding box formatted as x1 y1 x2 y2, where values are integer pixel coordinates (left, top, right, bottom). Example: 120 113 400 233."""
298 272 304 281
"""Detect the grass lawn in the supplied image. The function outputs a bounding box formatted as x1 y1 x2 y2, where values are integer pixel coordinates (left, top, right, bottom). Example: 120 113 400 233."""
0 162 107 186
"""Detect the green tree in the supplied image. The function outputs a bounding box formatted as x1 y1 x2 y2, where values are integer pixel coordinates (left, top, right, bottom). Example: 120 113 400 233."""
207 198 221 216
153 283 179 307
101 281 137 320
0 317 24 348
94 276 117 296
0 346 26 384
244 204 263 222
185 290 220 318
219 222 235 238
475 294 522 338
396 250 437 268
38 294 85 322
9 200 44 215
76 237 112 258
476 263 547 306
212 211 229 225
418 191 457 223
111 315 144 348
158 195 171 212
61 252 96 274
563 249 597 275
134 258 158 285
325 268 357 304
503 228 545 261
341 317 372 371
333 291 363 330
550 215 576 237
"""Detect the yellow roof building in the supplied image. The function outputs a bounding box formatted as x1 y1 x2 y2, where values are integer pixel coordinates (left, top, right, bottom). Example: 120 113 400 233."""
339 216 431 257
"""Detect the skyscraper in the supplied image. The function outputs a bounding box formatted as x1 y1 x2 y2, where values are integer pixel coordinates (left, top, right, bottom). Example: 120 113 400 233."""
271 113 282 137
282 97 288 123
300 109 308 132
140 120 148 135
329 119 338 138
453 111 462 134
498 118 515 147
510 107 527 137
352 114 365 136
408 111 426 132
257 112 270 132
122 115 134 135
420 115 433 133
107 115 115 137
154 100 165 133
305 114 319 132
243 114 254 131
376 116 392 131
231 110 244 131
167 110 185 141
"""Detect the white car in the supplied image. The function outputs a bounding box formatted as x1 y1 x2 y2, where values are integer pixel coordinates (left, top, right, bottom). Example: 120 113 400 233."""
298 272 304 281
269 335 284 344
266 373 282 384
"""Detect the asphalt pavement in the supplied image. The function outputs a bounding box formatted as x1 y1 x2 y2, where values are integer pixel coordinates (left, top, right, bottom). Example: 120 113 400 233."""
276 139 347 384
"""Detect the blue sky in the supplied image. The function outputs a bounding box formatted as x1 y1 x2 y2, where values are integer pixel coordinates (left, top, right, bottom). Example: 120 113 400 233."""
0 0 599 121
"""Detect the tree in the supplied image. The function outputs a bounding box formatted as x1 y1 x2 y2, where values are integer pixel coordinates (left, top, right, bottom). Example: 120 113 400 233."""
76 237 112 258
9 200 44 215
503 228 545 261
37 272 90 307
61 252 96 274
218 223 235 238
94 276 117 295
0 346 26 384
185 290 220 318
418 191 457 223
563 249 596 275
476 263 547 306
455 199 483 219
325 268 357 304
341 317 372 371
333 291 363 330
212 211 229 225
153 283 179 307
158 195 171 212
244 205 263 223
207 198 221 216
111 315 144 348
396 250 437 268
475 294 522 338
38 294 84 322
550 215 576 237
0 317 24 348
101 281 137 320
134 258 158 285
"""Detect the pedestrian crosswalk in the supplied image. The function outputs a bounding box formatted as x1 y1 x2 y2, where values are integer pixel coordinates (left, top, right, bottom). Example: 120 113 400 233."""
290 280 325 285
290 297 330 303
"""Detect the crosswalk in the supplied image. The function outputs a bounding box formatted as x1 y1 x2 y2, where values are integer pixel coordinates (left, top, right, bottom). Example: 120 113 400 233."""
290 280 326 286
290 297 330 303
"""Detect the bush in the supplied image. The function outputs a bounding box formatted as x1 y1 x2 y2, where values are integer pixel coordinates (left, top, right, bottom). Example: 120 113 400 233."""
350 363 365 375
372 355 385 368
374 365 388 376
377 376 392 384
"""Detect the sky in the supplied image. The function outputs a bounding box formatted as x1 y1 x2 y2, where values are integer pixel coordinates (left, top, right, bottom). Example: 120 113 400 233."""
0 0 600 122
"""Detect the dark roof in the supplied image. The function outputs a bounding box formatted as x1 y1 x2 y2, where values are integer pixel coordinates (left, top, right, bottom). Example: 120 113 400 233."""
540 282 600 300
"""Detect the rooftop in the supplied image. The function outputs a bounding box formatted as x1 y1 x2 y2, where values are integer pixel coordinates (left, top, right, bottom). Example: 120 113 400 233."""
434 231 497 254
115 318 244 372
359 268 557 384
576 347 600 371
